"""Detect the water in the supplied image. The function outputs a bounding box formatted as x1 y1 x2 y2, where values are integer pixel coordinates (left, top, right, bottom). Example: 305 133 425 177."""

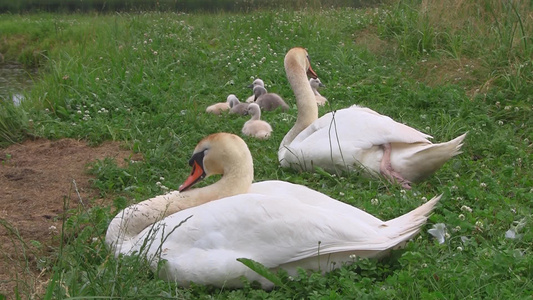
0 64 37 106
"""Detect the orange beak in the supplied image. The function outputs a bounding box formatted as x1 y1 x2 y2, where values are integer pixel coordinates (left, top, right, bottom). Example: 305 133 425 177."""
307 64 318 79
179 160 206 192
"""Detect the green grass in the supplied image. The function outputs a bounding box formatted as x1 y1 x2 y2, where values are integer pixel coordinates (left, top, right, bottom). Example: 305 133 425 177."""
1 0 532 298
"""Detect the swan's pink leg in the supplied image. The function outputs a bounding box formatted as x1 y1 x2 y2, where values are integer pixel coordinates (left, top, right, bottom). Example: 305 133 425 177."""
380 143 412 189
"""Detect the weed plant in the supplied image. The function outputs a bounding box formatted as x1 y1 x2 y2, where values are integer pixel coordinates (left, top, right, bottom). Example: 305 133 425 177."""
0 0 531 298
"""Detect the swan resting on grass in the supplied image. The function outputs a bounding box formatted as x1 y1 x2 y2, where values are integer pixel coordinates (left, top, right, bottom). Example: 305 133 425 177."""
246 78 265 103
205 95 232 115
106 132 442 289
228 94 250 115
309 77 327 106
280 47 467 189
253 85 290 112
241 103 273 139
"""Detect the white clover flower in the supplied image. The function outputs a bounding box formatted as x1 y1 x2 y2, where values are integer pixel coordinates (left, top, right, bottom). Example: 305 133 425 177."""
457 246 463 251
428 223 447 244
77 110 82 114
421 196 427 202
498 120 504 125
504 105 511 110
480 182 487 188
156 181 162 186
371 198 379 205
458 214 465 220
461 205 472 213
159 177 165 181
339 192 345 196
475 220 484 228
453 225 461 232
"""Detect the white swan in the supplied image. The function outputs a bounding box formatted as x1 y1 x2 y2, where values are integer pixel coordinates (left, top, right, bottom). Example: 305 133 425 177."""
242 103 272 139
228 94 250 115
206 95 232 115
106 132 442 289
280 47 467 188
253 85 290 112
246 78 265 103
310 78 327 106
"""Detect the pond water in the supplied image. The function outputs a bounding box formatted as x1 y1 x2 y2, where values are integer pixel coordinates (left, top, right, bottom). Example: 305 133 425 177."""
0 64 38 106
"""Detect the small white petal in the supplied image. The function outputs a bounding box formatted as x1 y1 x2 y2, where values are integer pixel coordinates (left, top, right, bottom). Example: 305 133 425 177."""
428 223 447 244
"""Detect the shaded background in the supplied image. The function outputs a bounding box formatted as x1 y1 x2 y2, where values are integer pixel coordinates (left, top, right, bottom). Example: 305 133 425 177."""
0 0 383 13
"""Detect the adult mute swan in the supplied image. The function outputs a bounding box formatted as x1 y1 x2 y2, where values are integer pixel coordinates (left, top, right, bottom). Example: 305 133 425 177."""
242 103 273 139
310 77 327 106
280 47 467 189
106 132 442 289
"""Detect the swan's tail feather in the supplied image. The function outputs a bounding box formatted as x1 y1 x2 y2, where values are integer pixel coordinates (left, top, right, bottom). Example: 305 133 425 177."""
400 132 467 182
381 194 443 246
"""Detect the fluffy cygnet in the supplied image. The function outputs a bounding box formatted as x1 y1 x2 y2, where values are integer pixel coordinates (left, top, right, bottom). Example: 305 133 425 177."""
310 78 327 106
228 95 250 115
246 78 265 103
253 86 289 112
206 95 232 115
242 103 272 140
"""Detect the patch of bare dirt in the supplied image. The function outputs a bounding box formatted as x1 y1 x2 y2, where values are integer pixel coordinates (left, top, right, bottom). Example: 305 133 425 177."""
0 138 140 299
412 57 487 98
353 27 394 56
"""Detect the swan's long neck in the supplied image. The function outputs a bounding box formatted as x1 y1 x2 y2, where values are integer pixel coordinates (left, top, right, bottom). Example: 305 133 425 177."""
106 154 253 249
312 86 321 97
280 57 318 149
251 107 261 120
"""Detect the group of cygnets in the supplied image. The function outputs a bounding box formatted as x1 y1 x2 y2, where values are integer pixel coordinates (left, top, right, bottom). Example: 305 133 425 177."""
206 77 327 139
106 47 467 289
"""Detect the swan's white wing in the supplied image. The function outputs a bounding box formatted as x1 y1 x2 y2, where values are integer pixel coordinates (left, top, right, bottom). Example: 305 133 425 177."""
292 106 432 148
282 106 433 172
140 193 394 286
249 180 384 226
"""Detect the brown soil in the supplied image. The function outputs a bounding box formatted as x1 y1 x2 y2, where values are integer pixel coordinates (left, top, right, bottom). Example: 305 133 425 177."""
0 138 140 299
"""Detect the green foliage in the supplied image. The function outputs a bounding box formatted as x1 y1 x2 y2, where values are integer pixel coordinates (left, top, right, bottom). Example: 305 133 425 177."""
0 2 532 299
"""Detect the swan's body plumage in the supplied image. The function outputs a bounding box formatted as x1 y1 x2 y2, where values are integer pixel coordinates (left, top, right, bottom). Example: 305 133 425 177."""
242 103 272 139
280 48 467 187
107 132 442 289
206 98 231 115
253 86 290 112
310 78 327 106
228 94 250 115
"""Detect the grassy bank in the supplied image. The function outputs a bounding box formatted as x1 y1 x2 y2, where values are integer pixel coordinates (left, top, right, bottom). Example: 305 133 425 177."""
1 0 532 298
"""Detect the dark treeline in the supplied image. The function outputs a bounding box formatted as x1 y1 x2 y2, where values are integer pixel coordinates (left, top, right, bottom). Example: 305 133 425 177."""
0 0 382 13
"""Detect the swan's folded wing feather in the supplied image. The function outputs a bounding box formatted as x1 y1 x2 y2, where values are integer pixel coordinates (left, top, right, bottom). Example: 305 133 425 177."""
291 106 432 150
